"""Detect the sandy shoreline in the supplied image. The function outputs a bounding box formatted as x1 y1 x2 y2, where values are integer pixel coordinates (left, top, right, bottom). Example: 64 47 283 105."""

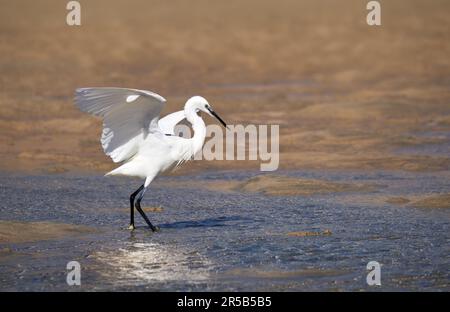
0 0 449 175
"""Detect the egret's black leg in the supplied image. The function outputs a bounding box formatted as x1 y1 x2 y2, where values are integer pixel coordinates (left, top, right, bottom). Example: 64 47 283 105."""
135 187 159 232
129 184 144 230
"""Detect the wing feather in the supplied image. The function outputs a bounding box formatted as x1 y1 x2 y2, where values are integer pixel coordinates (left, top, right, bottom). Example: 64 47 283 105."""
74 87 166 163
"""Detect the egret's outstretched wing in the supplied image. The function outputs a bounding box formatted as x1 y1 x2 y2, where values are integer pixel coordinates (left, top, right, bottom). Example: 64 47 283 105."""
158 110 186 135
74 87 166 163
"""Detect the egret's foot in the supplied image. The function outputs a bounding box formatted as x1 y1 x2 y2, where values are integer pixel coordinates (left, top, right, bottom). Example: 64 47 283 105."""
150 225 160 232
128 224 135 230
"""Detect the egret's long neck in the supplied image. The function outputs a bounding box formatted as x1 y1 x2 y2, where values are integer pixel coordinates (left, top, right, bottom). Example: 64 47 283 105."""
185 108 206 155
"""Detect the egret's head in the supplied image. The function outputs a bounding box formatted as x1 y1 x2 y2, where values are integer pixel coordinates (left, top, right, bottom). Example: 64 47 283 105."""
186 96 228 129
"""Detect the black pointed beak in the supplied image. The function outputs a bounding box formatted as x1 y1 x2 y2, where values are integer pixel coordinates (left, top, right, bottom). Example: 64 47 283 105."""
207 107 229 130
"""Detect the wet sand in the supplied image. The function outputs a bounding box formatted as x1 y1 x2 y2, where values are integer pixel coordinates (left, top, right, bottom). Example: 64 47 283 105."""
286 230 332 237
158 174 379 196
386 193 450 209
409 193 450 209
0 221 96 244
0 0 449 174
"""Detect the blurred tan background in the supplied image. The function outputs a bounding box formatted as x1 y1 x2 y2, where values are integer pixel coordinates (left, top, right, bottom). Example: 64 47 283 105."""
0 0 449 174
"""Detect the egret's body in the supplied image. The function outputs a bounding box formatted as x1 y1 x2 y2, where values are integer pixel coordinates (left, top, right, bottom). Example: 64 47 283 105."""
107 113 205 181
74 88 227 231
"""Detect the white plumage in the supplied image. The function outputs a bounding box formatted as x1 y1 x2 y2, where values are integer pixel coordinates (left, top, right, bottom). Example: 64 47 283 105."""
74 87 228 231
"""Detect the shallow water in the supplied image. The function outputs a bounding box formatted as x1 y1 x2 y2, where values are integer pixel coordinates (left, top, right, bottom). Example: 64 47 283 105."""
395 131 450 157
0 170 449 291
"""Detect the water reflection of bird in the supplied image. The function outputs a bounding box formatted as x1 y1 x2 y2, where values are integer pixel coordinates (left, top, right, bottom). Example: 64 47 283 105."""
74 88 228 231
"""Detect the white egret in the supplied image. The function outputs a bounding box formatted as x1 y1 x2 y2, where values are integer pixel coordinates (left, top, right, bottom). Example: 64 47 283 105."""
74 88 228 231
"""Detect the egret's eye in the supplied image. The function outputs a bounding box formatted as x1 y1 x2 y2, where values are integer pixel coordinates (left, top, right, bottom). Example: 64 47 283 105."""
204 104 208 108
